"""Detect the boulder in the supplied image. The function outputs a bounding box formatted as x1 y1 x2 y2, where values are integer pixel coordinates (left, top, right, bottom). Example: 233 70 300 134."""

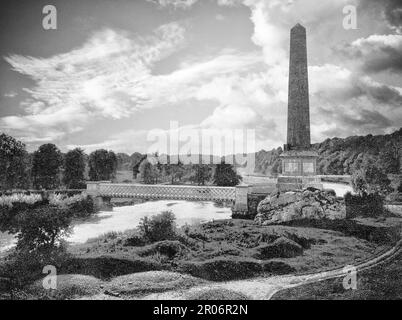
255 188 346 225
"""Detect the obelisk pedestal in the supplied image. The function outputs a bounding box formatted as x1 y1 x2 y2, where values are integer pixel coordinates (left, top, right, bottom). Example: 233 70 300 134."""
278 23 322 191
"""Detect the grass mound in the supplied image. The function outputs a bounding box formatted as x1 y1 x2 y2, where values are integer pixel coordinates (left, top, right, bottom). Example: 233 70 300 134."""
254 237 303 259
138 240 189 259
105 271 206 297
179 258 263 281
27 274 103 300
63 255 162 279
261 260 296 274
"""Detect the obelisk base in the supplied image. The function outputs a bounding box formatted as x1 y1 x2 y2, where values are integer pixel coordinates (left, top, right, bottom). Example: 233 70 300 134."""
278 150 323 191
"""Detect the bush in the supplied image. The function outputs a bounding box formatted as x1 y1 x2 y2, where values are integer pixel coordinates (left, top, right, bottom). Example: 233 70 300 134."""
67 196 95 218
0 245 70 288
344 192 385 218
138 211 177 243
49 194 96 218
0 203 72 252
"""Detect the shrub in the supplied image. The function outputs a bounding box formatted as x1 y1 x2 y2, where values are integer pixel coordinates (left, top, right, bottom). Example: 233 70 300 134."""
0 203 72 252
0 245 69 288
49 194 95 218
138 211 177 243
344 192 385 218
0 193 42 208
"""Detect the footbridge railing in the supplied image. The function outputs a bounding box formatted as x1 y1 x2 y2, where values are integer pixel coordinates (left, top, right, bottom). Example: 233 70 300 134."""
87 181 236 202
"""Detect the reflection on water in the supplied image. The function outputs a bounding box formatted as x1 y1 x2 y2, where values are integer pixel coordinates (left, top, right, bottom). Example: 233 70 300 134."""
67 200 232 244
323 182 353 197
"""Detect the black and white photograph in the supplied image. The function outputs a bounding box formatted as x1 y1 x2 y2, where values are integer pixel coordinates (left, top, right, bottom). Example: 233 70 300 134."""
0 0 401 307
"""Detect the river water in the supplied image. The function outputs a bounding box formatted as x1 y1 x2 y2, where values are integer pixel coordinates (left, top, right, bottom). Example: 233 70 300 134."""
0 183 352 252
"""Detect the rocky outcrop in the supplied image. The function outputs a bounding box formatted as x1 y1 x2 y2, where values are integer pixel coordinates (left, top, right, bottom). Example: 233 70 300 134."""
255 188 346 225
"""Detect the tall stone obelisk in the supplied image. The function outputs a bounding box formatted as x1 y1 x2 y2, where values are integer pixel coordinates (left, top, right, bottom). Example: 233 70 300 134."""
286 23 310 150
279 23 322 190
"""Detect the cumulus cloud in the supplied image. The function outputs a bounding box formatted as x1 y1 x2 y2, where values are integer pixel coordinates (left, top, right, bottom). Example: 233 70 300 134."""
2 0 401 153
336 34 402 73
309 64 402 139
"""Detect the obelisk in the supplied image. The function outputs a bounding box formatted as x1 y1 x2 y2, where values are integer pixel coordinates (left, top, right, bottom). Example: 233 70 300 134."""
286 23 310 150
279 23 321 190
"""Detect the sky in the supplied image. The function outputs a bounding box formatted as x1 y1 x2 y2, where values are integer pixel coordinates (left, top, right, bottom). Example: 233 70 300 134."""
0 0 401 155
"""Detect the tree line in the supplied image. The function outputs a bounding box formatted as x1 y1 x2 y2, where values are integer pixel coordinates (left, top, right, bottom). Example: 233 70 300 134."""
0 133 241 190
0 133 118 190
254 128 402 176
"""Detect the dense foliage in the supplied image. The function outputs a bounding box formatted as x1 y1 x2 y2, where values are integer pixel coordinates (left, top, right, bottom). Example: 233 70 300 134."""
213 161 241 186
31 144 63 189
0 134 30 190
351 163 391 196
253 128 402 176
138 211 177 243
190 164 212 185
63 148 86 189
88 149 117 181
344 192 385 218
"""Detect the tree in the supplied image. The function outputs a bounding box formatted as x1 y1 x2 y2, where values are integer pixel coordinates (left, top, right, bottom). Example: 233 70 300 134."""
63 148 86 189
32 144 63 189
213 161 241 186
170 161 185 184
378 141 400 174
0 133 30 190
191 164 211 185
351 163 391 196
139 159 158 184
0 203 72 252
88 149 117 181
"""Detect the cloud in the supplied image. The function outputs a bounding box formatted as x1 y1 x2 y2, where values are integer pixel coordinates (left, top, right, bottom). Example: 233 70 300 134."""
309 64 402 139
360 0 402 34
2 23 186 142
147 0 199 9
336 34 402 73
2 0 401 153
4 91 17 98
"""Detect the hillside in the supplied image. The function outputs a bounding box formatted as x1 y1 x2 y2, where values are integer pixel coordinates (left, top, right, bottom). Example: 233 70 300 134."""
253 128 402 176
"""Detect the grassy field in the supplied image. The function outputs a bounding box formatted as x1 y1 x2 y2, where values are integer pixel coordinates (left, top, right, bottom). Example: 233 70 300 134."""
271 251 402 300
1 216 401 300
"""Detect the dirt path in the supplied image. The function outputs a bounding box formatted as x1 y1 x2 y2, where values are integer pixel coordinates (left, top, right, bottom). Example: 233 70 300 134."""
142 237 402 300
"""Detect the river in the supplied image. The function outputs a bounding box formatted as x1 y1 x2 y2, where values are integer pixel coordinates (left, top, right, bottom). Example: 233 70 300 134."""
0 183 352 252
